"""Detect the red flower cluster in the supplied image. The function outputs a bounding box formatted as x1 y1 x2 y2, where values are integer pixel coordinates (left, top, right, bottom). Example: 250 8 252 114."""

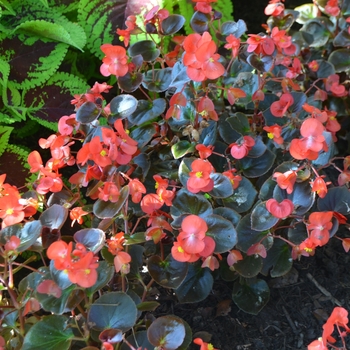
0 174 37 228
106 232 131 274
187 159 214 193
290 118 328 160
192 0 217 14
309 307 350 349
270 93 294 117
299 212 334 254
71 82 112 109
183 32 225 82
140 175 175 214
171 215 216 264
100 44 129 78
47 240 99 288
264 0 285 16
273 170 297 194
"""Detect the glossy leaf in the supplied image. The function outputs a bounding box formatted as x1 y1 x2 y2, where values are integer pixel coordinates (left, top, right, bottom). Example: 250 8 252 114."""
220 20 247 38
175 263 213 303
50 261 72 290
88 292 137 331
161 14 185 35
233 254 263 278
171 140 195 159
109 94 138 120
148 254 188 289
40 204 68 230
328 49 350 72
121 331 153 350
147 316 186 350
222 177 257 213
93 186 129 219
74 228 105 253
130 124 157 149
142 68 173 92
190 11 210 33
260 240 293 277
128 98 166 125
232 279 270 315
251 202 278 231
213 207 241 227
170 188 213 219
117 72 143 92
128 40 160 62
247 53 273 72
209 173 234 198
236 214 274 252
318 187 350 215
206 214 237 253
75 102 101 124
86 261 115 297
0 220 42 253
226 112 250 135
22 315 74 350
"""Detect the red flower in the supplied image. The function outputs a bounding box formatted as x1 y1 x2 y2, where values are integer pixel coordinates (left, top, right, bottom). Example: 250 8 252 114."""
273 170 297 194
247 34 275 55
325 0 340 16
308 211 333 247
98 182 120 202
227 249 243 267
128 178 146 203
37 280 62 298
264 1 284 16
70 207 89 226
270 93 294 117
196 144 214 159
4 236 21 254
113 251 131 274
247 243 267 258
183 32 225 82
197 96 218 121
177 215 208 254
193 338 219 350
224 34 240 57
222 169 242 190
187 159 214 193
230 136 255 159
266 198 294 219
0 190 25 228
201 255 219 271
100 44 129 78
264 124 284 144
192 0 217 14
227 88 246 105
310 176 331 198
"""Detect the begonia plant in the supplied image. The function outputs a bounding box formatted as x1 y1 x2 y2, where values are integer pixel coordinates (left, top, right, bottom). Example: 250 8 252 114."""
1 0 350 349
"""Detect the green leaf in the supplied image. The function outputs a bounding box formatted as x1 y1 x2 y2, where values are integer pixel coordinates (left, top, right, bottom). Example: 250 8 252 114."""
75 102 101 124
175 263 213 303
222 177 257 213
142 68 173 92
0 58 10 87
121 331 153 350
86 261 115 297
161 14 185 35
318 186 350 215
109 94 138 121
209 173 234 198
137 301 160 312
237 149 276 178
147 316 185 350
128 40 160 62
22 315 74 350
234 254 263 278
0 125 13 157
251 201 278 231
128 98 166 125
74 228 105 253
147 254 188 289
328 49 350 72
170 188 213 219
93 186 129 219
14 20 86 51
232 279 270 315
88 292 138 331
206 214 237 253
260 240 293 278
40 204 68 230
0 0 15 15
171 140 195 159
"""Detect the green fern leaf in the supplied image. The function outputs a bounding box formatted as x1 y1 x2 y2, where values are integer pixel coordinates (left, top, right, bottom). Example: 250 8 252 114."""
14 20 86 51
214 0 233 23
24 71 89 125
28 115 57 131
48 0 79 14
178 0 194 35
77 0 127 58
38 0 48 7
4 81 21 107
0 57 10 88
0 0 15 15
0 125 13 157
0 34 68 89
0 110 23 124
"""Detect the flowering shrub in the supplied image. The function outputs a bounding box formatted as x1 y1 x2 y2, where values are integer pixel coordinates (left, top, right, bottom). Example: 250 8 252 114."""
1 0 350 349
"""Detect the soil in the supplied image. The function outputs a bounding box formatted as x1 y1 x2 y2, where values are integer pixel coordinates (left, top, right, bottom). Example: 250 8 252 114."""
154 238 350 350
152 2 350 350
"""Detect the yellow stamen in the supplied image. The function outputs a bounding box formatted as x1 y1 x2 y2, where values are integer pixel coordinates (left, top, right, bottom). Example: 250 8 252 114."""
267 132 274 140
100 149 107 157
178 246 184 253
195 171 203 178
6 208 14 215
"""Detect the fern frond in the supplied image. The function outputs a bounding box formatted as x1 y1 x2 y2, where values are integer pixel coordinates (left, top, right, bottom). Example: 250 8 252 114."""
13 119 40 139
28 115 58 131
0 124 13 157
77 0 126 58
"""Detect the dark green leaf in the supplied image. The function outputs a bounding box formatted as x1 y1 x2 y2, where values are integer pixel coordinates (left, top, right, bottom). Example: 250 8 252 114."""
117 72 143 92
142 68 173 92
40 204 68 230
22 315 74 350
128 99 166 125
175 263 213 303
128 40 160 62
251 202 278 231
147 316 185 350
161 15 185 35
74 228 105 253
88 292 137 331
148 254 188 289
109 94 138 120
190 11 210 33
328 48 350 72
318 186 350 215
75 102 101 124
209 173 234 198
121 331 153 350
213 207 241 227
171 140 195 159
232 279 270 315
234 254 263 278
93 186 129 219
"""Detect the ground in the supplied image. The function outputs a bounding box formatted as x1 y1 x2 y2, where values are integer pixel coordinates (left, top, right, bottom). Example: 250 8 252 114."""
154 238 350 350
